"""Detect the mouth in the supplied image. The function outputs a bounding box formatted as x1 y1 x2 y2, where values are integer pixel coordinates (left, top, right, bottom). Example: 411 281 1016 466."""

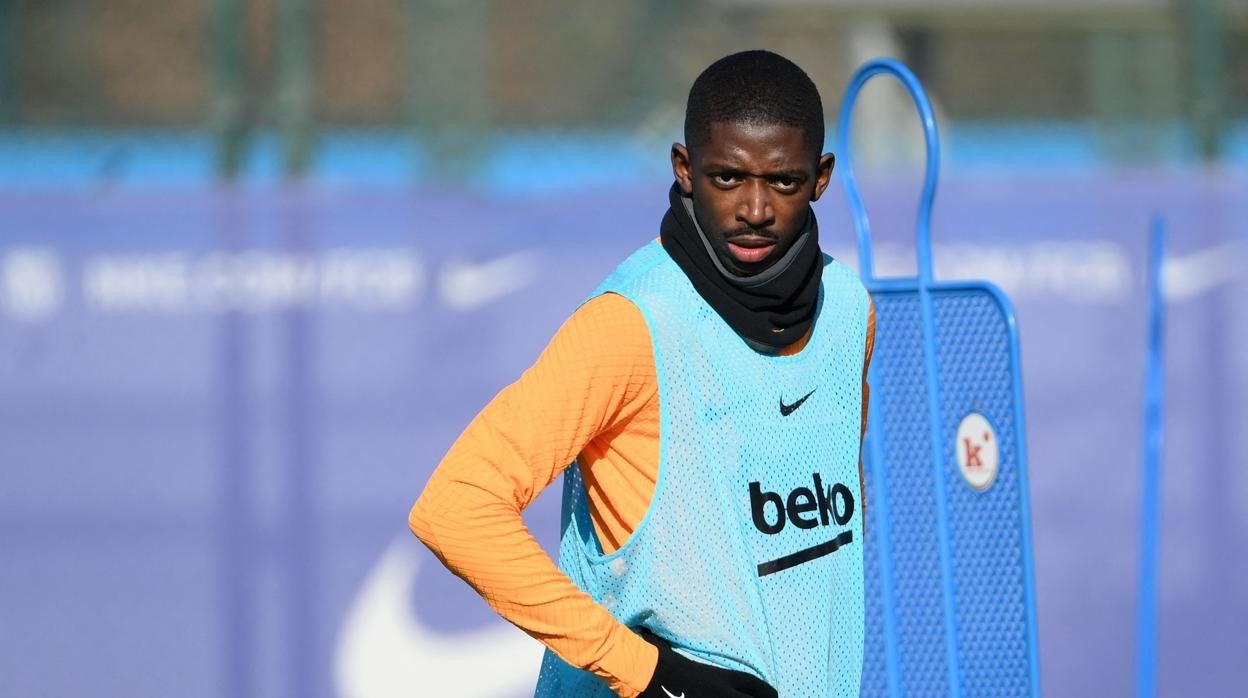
725 234 777 265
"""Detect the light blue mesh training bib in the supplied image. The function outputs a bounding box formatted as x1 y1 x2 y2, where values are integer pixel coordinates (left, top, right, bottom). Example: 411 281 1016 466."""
534 240 869 697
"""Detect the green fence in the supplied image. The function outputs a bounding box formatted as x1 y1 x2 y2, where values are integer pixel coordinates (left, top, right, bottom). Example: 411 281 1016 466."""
1 0 1245 178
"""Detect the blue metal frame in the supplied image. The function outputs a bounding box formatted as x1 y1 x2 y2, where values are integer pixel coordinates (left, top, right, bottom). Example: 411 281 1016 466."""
1136 215 1166 698
837 58 1041 697
836 59 940 286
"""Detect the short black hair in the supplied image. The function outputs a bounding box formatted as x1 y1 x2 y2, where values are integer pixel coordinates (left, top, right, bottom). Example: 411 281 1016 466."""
684 50 824 158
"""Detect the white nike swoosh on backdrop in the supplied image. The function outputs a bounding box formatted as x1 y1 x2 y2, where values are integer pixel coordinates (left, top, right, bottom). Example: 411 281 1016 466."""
438 251 539 311
1162 241 1245 301
334 538 544 698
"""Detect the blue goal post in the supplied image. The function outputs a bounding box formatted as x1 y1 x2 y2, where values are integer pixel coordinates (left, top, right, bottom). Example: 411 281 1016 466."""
1135 215 1166 698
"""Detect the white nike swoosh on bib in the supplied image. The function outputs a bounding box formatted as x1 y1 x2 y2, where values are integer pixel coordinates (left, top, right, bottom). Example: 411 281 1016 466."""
334 538 543 698
438 251 539 311
661 687 685 698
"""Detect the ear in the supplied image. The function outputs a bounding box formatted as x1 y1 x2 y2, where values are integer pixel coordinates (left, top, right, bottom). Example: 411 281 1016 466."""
671 143 694 195
809 152 835 202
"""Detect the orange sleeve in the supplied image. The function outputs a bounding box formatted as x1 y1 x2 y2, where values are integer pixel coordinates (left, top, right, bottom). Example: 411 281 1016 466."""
862 296 876 439
408 292 659 697
859 297 877 526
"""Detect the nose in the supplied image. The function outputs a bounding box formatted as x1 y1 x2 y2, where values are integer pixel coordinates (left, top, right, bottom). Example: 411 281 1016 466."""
736 179 775 229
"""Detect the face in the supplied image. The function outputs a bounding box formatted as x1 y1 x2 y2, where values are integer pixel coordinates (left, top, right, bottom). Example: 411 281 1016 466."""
672 121 834 276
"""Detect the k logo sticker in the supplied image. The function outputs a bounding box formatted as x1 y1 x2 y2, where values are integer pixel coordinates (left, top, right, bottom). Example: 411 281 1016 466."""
956 412 999 492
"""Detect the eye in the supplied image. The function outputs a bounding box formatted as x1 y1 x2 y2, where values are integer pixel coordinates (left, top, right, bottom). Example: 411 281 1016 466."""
772 177 800 192
712 173 742 187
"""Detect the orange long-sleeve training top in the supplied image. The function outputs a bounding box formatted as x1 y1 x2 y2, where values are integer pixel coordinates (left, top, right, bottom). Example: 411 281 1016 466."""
410 290 876 697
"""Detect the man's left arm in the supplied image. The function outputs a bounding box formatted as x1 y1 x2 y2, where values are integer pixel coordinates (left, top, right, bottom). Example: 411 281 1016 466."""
859 297 876 531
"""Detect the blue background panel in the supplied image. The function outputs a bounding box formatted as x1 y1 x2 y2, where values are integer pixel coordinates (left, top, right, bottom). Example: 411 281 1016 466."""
0 177 1245 697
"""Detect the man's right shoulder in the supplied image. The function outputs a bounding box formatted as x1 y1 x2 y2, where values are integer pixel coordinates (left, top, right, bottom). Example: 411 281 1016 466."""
546 291 656 408
572 292 649 348
591 240 670 297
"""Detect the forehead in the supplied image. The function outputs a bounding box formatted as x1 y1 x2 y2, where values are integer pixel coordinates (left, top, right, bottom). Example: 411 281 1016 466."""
696 121 814 169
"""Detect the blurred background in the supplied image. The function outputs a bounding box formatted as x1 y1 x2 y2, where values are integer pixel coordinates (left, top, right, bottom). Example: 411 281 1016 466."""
0 1 1244 696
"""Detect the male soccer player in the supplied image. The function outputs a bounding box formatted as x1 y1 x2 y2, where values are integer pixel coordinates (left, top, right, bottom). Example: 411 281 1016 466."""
410 49 875 697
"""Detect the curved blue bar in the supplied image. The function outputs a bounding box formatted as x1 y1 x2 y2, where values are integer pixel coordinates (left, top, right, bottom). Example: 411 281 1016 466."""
838 58 962 697
835 58 941 285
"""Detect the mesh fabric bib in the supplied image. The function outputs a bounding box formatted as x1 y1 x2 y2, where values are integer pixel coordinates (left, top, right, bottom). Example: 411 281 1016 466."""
535 241 869 697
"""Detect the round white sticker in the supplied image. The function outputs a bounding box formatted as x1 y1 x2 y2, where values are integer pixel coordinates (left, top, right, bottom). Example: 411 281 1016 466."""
955 412 999 492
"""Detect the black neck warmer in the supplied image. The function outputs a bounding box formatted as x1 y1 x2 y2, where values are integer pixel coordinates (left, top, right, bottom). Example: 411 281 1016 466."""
659 183 822 352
